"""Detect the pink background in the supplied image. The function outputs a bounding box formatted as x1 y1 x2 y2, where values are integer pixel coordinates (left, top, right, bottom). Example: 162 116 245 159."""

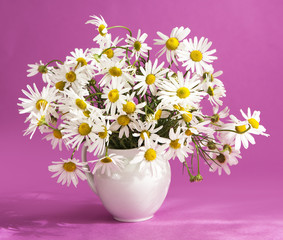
1 0 282 239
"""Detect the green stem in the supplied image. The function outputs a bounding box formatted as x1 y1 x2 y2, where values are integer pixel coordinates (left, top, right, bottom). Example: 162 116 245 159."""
44 123 56 130
107 26 132 37
71 145 78 159
183 161 195 182
45 59 63 66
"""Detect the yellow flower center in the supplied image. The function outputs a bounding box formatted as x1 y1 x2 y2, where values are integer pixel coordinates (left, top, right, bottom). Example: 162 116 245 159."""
103 49 114 59
109 67 122 77
98 126 108 139
63 162 77 172
177 87 190 99
207 86 214 96
144 148 157 161
53 129 62 139
155 109 162 120
134 41 142 51
65 71 76 82
216 154 226 164
185 129 193 136
140 130 150 140
166 37 179 50
190 50 203 62
108 89 119 103
101 157 112 163
235 125 247 133
223 144 232 154
76 99 87 110
170 139 181 149
98 24 106 36
123 101 136 114
248 118 259 129
182 111 193 123
55 81 66 91
36 99 48 111
76 57 87 66
83 110 91 118
117 115 130 126
78 123 91 136
145 74 156 85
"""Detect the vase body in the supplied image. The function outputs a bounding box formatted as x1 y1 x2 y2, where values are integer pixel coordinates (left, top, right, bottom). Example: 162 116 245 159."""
82 146 171 222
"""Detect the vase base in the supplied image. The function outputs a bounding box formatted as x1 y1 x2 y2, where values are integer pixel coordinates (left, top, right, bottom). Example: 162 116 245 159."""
113 215 154 223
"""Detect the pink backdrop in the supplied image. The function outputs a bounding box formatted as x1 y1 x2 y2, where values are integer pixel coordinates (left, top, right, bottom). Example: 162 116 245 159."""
1 0 282 239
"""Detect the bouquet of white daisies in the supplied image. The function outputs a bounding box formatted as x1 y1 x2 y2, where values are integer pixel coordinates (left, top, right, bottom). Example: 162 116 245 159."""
18 15 269 187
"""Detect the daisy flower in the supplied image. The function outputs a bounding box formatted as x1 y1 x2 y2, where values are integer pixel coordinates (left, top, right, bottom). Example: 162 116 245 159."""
191 120 215 137
145 102 171 123
158 71 205 107
110 113 137 138
66 48 94 69
210 106 230 127
99 58 134 86
101 77 131 116
18 83 58 122
132 120 163 147
88 120 112 156
89 36 125 63
131 137 168 177
166 127 193 163
173 105 194 127
240 108 269 137
27 60 53 83
85 15 111 44
48 158 87 187
177 37 217 74
206 84 226 107
92 154 127 177
59 88 93 117
221 115 255 150
134 59 168 96
23 104 49 139
154 27 191 65
122 92 146 115
200 66 224 89
125 29 152 60
51 63 89 95
61 112 103 149
209 139 241 175
42 126 69 151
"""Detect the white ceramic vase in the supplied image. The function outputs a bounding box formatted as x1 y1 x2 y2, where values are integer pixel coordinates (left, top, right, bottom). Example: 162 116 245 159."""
81 144 171 222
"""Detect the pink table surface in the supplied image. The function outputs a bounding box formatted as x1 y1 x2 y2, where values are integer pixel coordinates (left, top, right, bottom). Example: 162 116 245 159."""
1 0 283 239
1 184 282 240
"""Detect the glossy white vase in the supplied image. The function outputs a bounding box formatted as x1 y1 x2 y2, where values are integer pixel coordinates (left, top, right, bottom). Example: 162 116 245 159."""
81 144 171 222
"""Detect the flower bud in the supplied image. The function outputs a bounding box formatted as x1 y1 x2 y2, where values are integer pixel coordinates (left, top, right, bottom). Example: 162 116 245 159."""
195 174 203 182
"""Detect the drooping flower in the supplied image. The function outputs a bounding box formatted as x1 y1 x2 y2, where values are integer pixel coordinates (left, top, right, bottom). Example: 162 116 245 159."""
240 108 269 137
48 158 87 187
92 154 127 176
